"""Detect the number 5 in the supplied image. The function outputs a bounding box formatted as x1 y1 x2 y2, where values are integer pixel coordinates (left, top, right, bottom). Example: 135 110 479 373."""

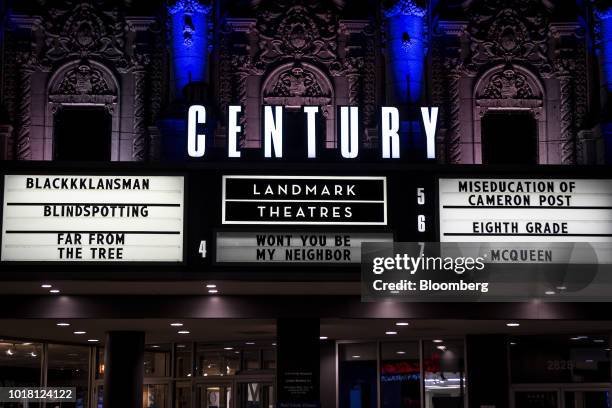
417 188 425 205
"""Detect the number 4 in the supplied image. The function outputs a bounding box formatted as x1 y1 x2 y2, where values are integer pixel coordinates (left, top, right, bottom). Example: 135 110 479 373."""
199 240 207 258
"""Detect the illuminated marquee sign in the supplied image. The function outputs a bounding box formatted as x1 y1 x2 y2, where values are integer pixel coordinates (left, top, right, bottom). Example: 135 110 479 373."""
1 175 185 262
216 231 393 263
439 178 612 242
187 105 439 159
222 175 387 225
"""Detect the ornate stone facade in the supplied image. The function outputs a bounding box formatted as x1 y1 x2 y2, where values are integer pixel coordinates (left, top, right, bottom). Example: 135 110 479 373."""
0 0 608 163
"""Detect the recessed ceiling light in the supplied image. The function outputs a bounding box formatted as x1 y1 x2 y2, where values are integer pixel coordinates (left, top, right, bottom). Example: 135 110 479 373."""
49 289 60 294
245 342 255 345
73 331 86 335
319 336 328 340
170 322 183 327
396 351 406 355
545 291 555 295
208 289 219 294
87 339 99 343
433 339 444 343
272 342 276 346
30 352 37 357
556 286 567 290
21 343 32 346
437 345 447 351
510 342 517 346
41 284 52 288
176 344 186 348
206 284 217 288
151 345 160 348
352 355 361 358
395 322 409 326
224 347 233 350
594 339 605 343
177 330 190 335
56 322 70 327
506 322 520 327
385 331 397 335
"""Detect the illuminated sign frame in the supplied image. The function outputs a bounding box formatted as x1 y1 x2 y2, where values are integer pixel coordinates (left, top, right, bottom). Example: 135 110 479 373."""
221 175 388 226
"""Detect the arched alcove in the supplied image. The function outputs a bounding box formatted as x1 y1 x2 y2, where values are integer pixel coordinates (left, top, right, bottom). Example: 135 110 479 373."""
473 64 546 164
46 59 120 160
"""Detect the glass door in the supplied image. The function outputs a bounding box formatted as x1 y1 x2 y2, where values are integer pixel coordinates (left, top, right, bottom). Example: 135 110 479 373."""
236 382 274 408
142 383 170 408
196 383 233 408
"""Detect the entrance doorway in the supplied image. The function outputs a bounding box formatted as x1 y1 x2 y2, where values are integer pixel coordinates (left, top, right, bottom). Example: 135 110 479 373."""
54 107 112 161
196 383 233 408
481 110 537 165
236 381 274 408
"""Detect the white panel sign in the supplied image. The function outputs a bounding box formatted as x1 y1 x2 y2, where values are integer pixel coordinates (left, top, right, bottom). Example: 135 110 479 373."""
1 175 184 262
216 231 393 263
439 178 612 242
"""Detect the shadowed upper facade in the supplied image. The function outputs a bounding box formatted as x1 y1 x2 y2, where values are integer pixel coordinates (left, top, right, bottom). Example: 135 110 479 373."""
0 0 611 164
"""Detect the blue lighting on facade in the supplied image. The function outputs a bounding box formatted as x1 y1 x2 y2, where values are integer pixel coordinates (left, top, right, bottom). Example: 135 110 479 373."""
168 0 212 98
598 8 612 90
384 0 428 156
597 7 612 163
385 0 427 105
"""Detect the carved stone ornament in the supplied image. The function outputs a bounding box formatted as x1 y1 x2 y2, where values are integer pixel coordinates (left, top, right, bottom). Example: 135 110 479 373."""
49 60 117 111
168 0 212 48
465 0 552 75
383 0 426 18
36 2 133 71
263 64 332 106
480 68 535 99
255 0 339 65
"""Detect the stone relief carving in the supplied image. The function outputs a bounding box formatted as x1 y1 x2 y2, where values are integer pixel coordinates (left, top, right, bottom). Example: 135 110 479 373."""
55 62 113 95
168 0 212 48
465 0 553 75
36 2 134 71
479 69 535 99
49 60 117 112
254 0 339 66
263 64 332 106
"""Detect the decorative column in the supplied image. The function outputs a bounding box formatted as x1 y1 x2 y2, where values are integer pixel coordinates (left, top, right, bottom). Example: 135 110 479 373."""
383 0 427 153
446 66 462 164
16 65 34 160
132 66 148 161
168 0 212 99
557 61 576 164
0 125 13 160
103 331 145 408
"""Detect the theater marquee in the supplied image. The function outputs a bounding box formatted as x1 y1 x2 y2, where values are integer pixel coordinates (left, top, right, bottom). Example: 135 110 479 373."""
1 175 185 262
439 178 612 242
